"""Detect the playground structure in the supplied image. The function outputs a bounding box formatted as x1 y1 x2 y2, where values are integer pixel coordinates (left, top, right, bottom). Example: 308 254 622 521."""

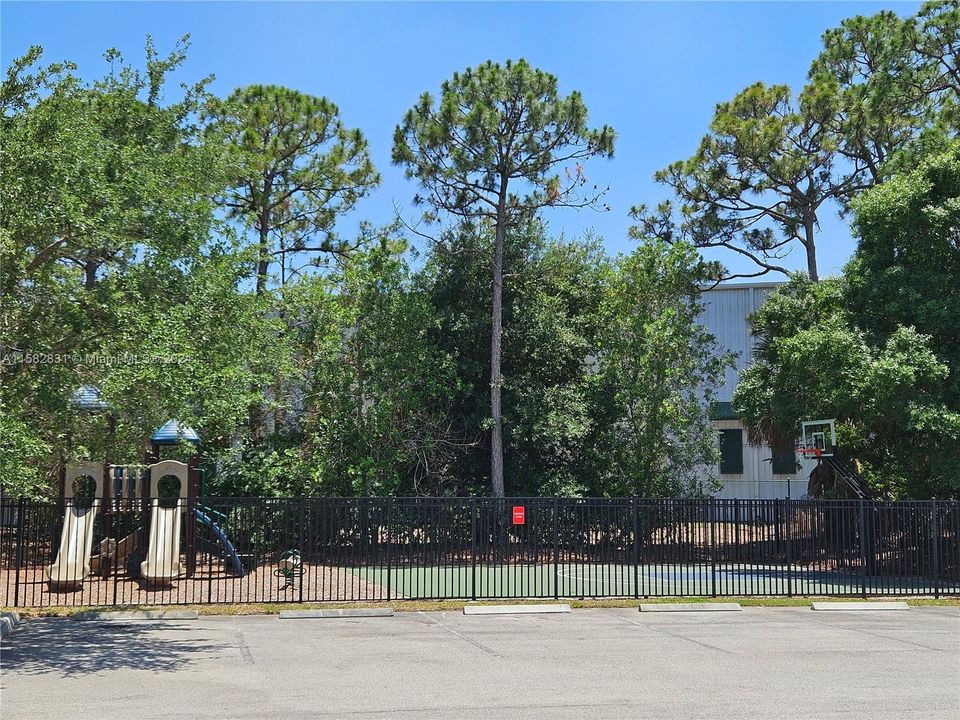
45 420 248 591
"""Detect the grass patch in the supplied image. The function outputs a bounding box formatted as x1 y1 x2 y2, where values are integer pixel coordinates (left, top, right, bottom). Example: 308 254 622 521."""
5 594 957 619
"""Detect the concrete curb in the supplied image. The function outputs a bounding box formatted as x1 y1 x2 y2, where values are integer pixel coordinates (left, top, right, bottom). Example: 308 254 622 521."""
640 603 742 613
74 610 199 621
811 601 910 611
0 611 23 639
279 608 394 619
463 604 571 616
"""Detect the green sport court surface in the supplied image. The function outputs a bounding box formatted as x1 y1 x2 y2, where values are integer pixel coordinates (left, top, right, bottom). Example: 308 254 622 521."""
352 563 951 598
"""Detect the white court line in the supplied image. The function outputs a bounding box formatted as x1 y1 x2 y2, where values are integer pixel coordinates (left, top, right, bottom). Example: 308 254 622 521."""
555 567 683 592
557 567 705 582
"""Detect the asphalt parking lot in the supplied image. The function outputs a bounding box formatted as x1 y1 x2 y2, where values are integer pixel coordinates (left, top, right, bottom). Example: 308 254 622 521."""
2 606 958 719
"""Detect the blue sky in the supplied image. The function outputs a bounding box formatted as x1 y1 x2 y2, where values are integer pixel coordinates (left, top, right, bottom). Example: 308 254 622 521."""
2 1 914 278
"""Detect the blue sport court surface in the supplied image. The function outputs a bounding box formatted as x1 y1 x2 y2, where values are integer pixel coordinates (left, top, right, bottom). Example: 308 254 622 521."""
352 563 951 598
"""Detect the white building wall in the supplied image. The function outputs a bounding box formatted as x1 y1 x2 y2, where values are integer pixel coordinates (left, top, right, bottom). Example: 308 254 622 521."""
712 420 809 500
700 283 813 499
701 283 778 398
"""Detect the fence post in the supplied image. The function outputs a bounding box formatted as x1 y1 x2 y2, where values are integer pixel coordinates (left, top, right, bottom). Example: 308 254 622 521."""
774 499 782 555
470 497 477 601
552 496 559 600
112 507 120 607
931 499 940 600
709 500 717 598
632 497 639 600
386 497 393 602
785 499 793 598
207 524 214 605
733 500 740 563
14 498 25 608
298 499 305 604
858 498 867 599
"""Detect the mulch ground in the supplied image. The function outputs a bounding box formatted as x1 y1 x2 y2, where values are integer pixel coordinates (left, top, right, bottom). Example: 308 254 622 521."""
1 561 393 608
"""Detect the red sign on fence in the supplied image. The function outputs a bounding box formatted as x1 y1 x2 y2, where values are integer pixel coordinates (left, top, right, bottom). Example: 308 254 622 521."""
512 505 525 525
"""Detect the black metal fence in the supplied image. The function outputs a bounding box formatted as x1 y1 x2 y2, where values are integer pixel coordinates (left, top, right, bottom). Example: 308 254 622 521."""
1 497 958 607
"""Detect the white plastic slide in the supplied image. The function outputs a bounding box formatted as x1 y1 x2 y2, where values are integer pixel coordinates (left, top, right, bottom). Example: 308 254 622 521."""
46 501 100 587
140 460 188 584
46 463 104 588
140 501 183 582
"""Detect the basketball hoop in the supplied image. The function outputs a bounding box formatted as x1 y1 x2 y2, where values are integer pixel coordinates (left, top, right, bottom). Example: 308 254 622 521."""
795 442 824 459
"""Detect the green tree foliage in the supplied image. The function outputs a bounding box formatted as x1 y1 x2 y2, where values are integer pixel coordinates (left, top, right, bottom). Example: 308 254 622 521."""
204 85 380 444
15 19 954 502
846 141 960 384
298 241 465 496
211 238 466 497
99 246 278 454
421 223 728 498
205 85 380 294
639 2 958 282
2 38 219 295
0 44 73 113
809 9 929 183
503 235 610 496
808 1 959 179
734 278 960 498
633 82 850 281
591 241 732 496
393 58 615 496
0 405 51 499
915 0 960 133
423 221 611 496
0 40 275 495
734 146 960 498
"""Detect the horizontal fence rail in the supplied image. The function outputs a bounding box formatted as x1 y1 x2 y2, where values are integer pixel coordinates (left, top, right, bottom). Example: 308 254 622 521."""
1 497 957 607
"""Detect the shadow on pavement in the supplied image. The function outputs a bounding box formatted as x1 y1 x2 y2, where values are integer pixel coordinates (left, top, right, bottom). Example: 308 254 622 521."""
0 618 227 677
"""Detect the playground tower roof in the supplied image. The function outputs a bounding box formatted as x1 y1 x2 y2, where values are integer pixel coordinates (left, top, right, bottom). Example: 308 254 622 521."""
70 385 110 412
151 419 200 445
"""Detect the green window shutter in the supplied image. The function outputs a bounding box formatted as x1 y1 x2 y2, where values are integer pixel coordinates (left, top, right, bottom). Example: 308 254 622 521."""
719 429 744 475
771 440 797 475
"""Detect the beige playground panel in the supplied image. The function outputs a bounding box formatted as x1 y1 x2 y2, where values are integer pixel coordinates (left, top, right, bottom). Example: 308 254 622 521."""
45 463 105 589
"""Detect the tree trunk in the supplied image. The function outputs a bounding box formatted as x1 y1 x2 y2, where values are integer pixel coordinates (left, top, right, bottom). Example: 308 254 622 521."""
490 189 508 498
250 202 271 441
804 217 819 282
256 221 270 296
84 259 98 290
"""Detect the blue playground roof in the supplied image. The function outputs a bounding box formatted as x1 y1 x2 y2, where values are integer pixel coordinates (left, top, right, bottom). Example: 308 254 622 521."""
71 385 110 411
151 419 200 445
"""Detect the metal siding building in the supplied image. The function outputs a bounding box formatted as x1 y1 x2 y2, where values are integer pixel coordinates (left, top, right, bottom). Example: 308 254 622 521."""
700 282 812 499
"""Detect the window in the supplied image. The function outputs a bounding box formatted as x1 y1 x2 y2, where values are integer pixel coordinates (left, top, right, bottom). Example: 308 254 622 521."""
771 440 797 475
709 401 738 420
719 429 743 474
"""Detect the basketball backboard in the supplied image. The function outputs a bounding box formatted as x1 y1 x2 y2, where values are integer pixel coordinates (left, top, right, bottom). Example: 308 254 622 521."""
798 419 836 457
